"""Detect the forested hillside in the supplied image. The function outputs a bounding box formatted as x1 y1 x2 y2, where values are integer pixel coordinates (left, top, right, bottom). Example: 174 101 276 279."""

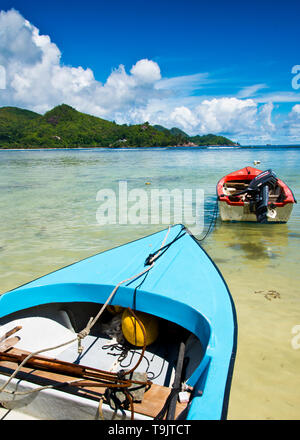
0 104 237 148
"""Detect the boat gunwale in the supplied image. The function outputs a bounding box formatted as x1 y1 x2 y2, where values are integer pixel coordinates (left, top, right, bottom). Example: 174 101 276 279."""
216 167 296 207
185 226 238 420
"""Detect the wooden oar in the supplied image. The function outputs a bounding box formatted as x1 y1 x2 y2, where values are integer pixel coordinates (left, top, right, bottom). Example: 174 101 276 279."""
0 326 22 344
0 336 20 352
0 349 152 388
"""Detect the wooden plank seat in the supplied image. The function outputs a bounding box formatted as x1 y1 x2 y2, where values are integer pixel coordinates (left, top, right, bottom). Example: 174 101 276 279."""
0 347 188 419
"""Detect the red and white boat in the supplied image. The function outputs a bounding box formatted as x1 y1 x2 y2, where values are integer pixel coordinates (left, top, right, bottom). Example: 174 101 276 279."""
217 167 296 223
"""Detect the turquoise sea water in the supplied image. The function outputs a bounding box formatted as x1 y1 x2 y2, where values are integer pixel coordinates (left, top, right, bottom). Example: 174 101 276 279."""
0 146 299 419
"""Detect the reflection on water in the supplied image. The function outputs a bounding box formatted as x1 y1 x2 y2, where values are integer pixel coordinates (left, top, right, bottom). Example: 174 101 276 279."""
227 241 278 260
0 146 300 420
212 221 289 263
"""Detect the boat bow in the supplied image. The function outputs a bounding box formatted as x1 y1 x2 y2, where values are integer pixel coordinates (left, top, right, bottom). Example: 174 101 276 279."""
0 225 237 419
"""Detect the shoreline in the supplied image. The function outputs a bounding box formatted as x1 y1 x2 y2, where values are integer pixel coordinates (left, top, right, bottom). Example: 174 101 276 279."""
1 144 300 151
0 144 238 150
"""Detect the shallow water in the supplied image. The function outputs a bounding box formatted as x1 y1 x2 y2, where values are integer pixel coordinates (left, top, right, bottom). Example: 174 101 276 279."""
0 146 299 419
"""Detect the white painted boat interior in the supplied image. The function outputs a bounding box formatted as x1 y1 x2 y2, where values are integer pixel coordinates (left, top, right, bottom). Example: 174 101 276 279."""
0 302 203 420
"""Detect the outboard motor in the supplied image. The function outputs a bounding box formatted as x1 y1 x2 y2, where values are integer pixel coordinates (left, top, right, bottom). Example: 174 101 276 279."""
245 169 277 194
234 170 278 223
255 184 270 223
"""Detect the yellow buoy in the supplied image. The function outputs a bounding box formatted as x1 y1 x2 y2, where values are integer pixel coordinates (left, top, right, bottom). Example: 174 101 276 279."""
121 309 159 347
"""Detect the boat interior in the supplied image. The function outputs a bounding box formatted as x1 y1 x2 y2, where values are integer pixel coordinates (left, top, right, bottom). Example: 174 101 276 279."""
0 302 204 420
223 180 285 203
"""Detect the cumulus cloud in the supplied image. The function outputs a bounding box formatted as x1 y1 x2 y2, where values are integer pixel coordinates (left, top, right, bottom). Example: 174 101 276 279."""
0 9 43 66
130 59 161 83
122 97 275 141
194 98 258 134
282 104 300 140
0 8 296 143
0 9 163 115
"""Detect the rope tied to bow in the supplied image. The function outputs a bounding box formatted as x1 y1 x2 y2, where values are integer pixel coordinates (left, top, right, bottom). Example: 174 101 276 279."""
75 226 172 354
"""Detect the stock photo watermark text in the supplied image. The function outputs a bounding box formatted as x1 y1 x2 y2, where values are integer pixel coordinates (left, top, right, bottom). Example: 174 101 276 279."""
292 65 300 90
96 181 204 235
291 325 300 350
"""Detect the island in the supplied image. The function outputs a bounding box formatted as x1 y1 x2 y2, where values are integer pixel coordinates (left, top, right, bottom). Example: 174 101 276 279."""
0 104 238 149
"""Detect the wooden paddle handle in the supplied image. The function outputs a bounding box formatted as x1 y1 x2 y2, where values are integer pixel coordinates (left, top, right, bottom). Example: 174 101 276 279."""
0 336 21 352
0 326 22 344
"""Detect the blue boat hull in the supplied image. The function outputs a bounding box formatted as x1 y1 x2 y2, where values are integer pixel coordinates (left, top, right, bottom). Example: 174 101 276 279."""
0 224 237 420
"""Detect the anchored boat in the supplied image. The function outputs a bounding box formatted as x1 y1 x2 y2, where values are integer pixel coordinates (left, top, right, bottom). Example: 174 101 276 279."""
0 225 237 420
217 167 296 223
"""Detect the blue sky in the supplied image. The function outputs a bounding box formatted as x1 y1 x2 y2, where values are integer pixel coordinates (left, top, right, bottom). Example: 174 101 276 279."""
0 0 299 144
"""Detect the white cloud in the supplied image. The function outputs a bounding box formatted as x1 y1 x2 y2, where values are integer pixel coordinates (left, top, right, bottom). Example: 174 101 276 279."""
237 83 268 98
253 91 300 104
156 72 211 93
194 98 257 134
130 59 161 84
0 9 163 116
0 8 298 144
282 104 300 140
292 104 300 113
169 106 199 131
0 10 43 66
124 97 275 140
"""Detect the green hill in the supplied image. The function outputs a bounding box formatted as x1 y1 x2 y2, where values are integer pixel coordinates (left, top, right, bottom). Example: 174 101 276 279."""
0 104 237 148
0 107 40 144
189 133 237 146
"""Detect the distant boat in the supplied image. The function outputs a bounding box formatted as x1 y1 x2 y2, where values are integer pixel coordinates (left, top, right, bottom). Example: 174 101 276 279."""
217 167 296 223
0 225 237 420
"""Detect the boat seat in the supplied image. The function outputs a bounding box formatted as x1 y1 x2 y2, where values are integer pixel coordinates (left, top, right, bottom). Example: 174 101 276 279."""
224 182 248 189
225 187 237 193
0 312 77 358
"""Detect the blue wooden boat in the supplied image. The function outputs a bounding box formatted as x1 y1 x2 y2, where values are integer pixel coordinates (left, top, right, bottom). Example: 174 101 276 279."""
0 224 237 420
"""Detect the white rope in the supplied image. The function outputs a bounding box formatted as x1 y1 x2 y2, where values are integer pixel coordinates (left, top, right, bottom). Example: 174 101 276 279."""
0 226 171 398
77 225 171 352
0 337 79 395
